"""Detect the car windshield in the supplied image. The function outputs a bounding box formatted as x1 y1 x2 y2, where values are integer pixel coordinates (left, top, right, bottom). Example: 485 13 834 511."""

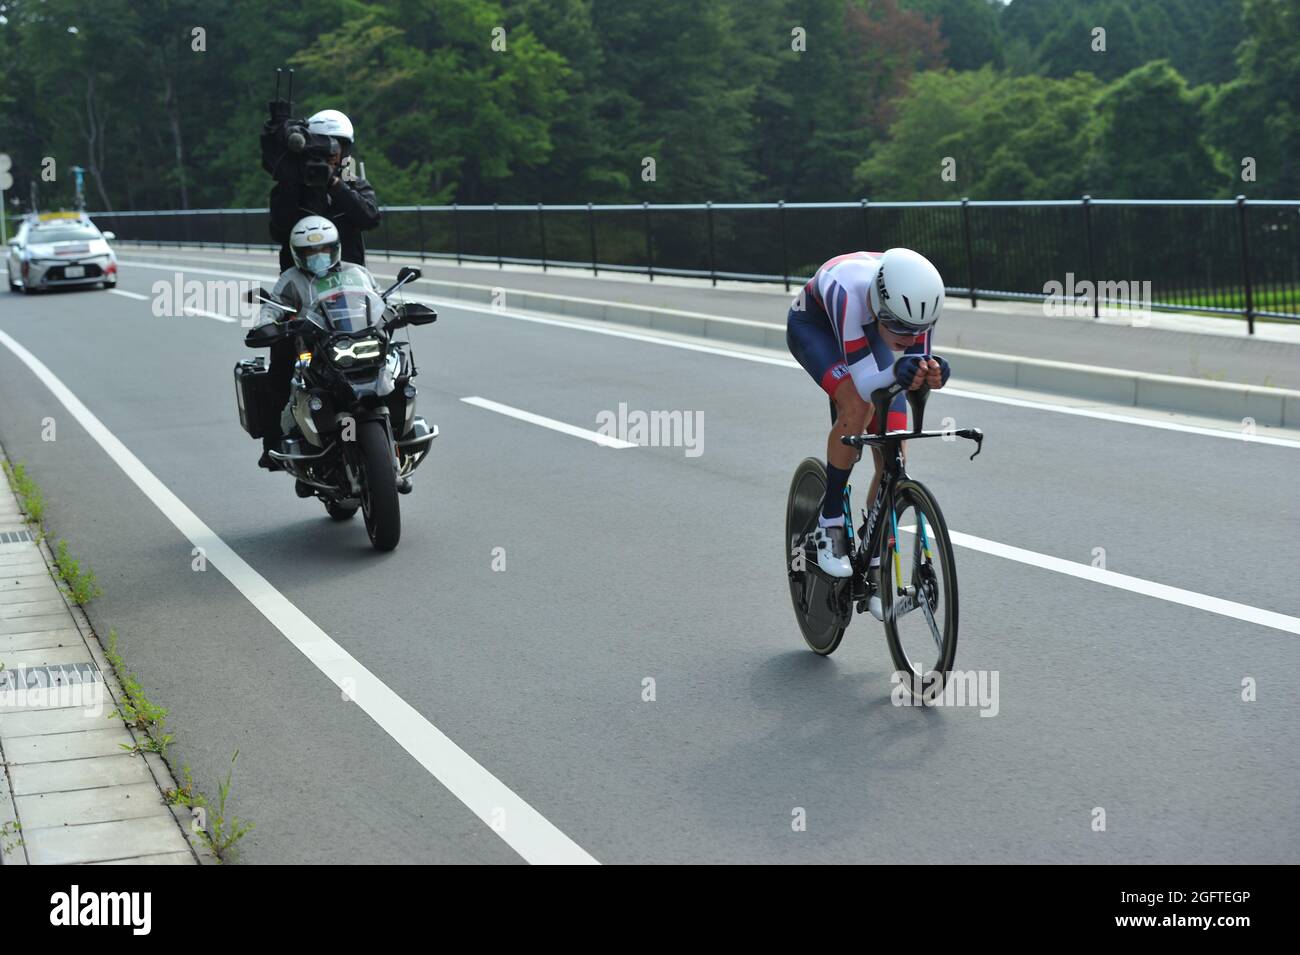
307 288 386 332
30 226 99 243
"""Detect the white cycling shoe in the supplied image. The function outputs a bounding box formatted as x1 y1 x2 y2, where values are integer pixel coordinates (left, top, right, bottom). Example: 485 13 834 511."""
811 524 853 578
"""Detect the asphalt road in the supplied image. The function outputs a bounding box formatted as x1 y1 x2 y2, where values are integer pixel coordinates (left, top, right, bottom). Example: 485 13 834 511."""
0 253 1297 864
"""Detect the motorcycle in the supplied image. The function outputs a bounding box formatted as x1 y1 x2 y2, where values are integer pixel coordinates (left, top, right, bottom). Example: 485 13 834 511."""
235 266 438 551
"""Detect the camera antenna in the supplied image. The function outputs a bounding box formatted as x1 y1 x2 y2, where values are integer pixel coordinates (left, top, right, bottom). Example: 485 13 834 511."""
286 68 295 111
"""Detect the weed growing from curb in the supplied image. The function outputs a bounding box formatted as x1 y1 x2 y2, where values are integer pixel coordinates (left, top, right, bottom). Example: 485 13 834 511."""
3 459 255 862
0 820 23 857
103 631 173 756
53 539 103 606
2 461 45 530
165 753 255 861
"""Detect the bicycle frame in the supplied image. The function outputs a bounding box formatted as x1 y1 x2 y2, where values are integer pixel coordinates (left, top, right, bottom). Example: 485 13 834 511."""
842 383 983 581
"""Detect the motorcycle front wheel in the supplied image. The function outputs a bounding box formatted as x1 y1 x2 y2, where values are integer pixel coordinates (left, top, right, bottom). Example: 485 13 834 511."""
357 420 401 551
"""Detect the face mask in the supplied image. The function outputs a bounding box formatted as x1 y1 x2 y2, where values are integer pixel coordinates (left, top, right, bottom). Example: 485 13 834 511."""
305 252 332 276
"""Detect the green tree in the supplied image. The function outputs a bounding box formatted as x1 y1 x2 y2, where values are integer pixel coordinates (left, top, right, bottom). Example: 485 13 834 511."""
903 0 1003 71
1205 0 1300 196
1086 60 1217 198
856 68 1101 199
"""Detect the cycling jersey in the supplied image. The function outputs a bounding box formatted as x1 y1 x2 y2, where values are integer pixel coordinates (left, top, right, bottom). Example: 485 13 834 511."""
787 251 934 429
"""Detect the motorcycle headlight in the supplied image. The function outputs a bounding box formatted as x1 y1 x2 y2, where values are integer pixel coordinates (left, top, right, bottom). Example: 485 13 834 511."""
329 334 385 369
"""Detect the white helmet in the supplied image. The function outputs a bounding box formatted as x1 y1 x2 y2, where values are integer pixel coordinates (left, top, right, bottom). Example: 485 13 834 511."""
289 216 341 276
306 109 354 153
869 248 945 334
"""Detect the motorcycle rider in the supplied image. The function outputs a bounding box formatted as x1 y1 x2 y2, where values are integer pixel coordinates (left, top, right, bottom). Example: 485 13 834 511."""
255 215 384 471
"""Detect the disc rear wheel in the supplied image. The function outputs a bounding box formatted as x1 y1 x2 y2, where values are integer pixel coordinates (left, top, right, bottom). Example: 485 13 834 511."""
786 457 850 655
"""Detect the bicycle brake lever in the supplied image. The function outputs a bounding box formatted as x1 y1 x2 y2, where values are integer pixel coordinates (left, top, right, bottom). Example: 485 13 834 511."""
966 429 984 461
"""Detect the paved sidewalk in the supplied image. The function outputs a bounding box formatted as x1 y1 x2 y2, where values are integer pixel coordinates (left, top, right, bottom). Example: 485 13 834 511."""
0 447 203 865
119 243 1300 391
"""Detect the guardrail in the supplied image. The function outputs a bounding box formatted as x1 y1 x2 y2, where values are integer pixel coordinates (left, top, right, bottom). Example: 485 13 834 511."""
87 197 1300 333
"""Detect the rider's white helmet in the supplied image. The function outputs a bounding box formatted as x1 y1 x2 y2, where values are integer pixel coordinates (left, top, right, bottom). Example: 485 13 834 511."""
868 248 945 335
289 215 341 277
306 109 354 150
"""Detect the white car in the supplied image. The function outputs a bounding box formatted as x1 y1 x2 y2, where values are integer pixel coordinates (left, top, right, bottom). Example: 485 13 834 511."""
6 212 118 294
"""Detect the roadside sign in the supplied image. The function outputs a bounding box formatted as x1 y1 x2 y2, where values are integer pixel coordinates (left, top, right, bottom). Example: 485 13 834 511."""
0 153 10 244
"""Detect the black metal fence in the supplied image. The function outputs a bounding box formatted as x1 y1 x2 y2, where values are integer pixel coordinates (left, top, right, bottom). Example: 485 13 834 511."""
88 197 1300 333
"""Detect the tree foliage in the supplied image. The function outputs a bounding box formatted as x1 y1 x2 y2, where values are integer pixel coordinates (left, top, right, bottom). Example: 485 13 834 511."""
0 0 1289 209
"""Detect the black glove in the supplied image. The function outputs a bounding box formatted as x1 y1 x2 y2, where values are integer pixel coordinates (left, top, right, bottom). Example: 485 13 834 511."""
894 355 926 388
894 355 951 388
934 355 951 386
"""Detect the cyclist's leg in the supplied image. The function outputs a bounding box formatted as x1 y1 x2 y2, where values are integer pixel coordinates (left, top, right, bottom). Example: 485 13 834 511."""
859 390 909 508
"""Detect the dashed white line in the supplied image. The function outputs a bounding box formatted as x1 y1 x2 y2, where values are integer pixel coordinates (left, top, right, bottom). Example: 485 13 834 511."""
461 396 636 448
0 327 598 866
181 306 237 324
898 526 1300 636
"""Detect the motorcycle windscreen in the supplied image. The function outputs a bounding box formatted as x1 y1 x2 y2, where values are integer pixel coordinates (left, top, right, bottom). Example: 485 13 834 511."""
311 289 385 332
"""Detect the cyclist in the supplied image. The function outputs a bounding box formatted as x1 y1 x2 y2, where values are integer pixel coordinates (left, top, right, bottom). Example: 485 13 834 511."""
787 248 951 611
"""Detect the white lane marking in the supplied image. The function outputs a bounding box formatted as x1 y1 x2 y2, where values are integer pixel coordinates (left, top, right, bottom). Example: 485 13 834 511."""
897 526 1299 635
952 528 1300 635
181 306 237 324
462 396 637 448
939 387 1300 449
107 279 232 321
0 328 598 866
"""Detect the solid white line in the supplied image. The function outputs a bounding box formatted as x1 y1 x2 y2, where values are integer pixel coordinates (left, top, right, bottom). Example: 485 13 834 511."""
462 396 637 448
112 258 1300 449
0 328 598 865
897 526 1300 635
107 289 149 301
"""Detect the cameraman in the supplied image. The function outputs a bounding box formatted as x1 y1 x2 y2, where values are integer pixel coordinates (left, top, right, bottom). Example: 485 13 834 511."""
257 108 382 470
262 109 381 271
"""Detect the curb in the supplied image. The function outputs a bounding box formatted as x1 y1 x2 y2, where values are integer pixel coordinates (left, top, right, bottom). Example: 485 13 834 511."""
0 447 218 866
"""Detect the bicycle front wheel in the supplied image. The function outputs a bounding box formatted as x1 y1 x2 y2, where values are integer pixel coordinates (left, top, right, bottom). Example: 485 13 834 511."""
880 479 958 700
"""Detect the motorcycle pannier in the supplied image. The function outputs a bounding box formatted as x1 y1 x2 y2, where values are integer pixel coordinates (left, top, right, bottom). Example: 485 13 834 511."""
234 357 271 438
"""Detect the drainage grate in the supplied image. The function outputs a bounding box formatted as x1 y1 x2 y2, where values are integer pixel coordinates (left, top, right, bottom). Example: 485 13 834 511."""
0 529 35 544
0 663 103 691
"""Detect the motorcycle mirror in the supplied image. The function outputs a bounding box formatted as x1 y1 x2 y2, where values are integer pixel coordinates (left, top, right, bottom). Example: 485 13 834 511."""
401 302 437 326
397 266 422 283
